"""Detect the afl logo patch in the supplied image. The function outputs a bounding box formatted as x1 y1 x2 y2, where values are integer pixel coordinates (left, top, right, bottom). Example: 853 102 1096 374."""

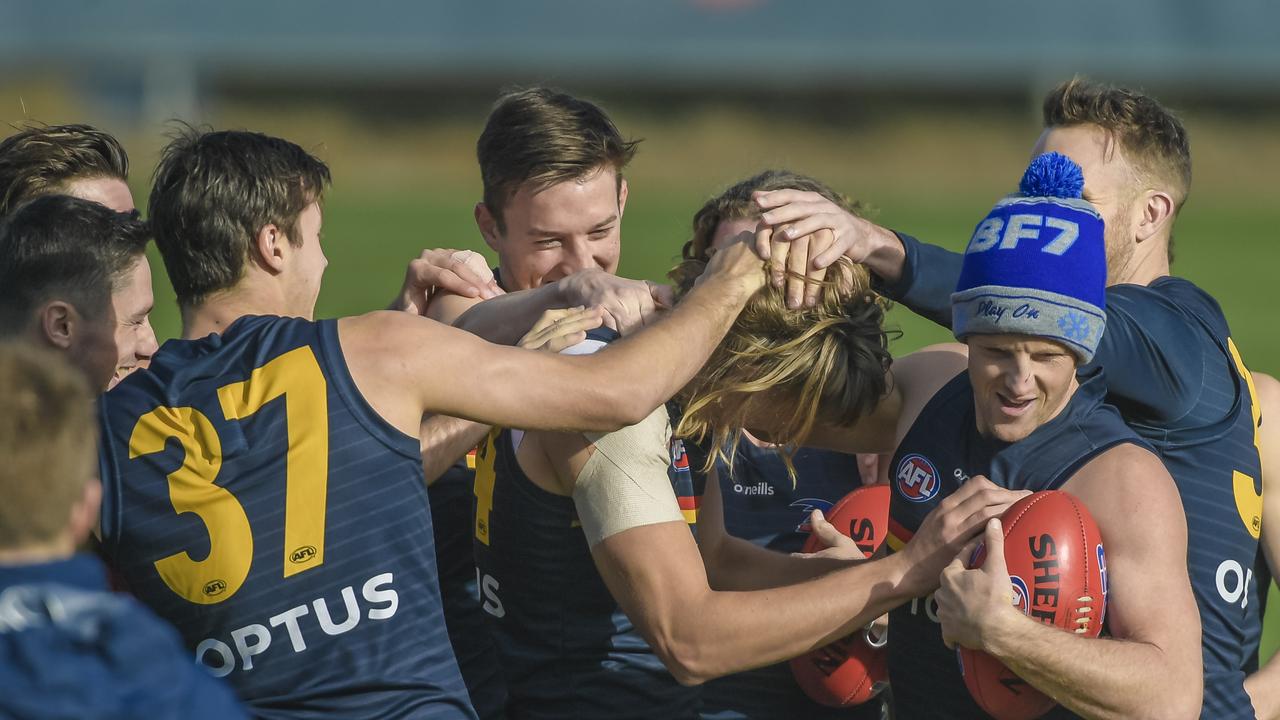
1009 575 1030 615
895 453 939 503
290 545 317 564
670 439 690 472
203 579 227 597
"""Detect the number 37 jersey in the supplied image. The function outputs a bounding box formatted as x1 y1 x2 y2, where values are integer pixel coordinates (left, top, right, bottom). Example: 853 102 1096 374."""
97 315 476 720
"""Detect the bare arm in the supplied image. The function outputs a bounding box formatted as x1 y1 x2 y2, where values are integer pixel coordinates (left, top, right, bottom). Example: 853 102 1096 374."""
697 467 854 591
340 238 766 437
420 415 489 485
594 517 916 685
1247 371 1280 719
938 444 1203 720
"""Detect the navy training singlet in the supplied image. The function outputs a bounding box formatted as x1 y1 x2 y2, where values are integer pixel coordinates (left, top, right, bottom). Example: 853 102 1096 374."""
431 456 507 719
98 315 476 719
700 439 882 720
887 236 1266 717
885 368 1146 720
471 330 705 719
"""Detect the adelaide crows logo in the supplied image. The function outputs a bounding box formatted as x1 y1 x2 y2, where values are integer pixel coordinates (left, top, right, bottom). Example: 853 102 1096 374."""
791 498 835 533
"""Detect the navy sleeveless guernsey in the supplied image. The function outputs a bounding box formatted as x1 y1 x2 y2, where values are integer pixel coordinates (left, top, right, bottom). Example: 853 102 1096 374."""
700 439 881 720
885 368 1146 719
431 456 508 719
471 329 705 719
886 236 1266 717
98 315 476 719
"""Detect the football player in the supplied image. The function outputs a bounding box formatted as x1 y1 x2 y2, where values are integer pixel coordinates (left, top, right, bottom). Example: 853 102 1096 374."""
0 194 157 390
757 77 1265 718
675 153 1202 718
94 126 767 719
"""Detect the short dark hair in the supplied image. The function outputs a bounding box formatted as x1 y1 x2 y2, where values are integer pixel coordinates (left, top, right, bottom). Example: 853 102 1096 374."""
477 87 638 232
148 126 331 308
1043 78 1192 208
0 194 150 335
0 123 129 217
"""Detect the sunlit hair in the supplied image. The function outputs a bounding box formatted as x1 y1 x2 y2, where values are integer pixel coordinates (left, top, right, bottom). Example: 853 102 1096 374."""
1043 77 1191 262
682 169 868 264
671 171 892 481
0 122 129 217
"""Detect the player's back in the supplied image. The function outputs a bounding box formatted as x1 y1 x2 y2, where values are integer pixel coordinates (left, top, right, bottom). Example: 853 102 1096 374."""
1101 277 1264 717
97 314 476 720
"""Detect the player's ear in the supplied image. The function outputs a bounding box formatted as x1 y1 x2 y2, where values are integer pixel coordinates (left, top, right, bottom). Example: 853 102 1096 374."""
475 203 502 253
617 177 629 218
1135 189 1175 243
37 300 76 350
253 222 287 274
68 477 103 547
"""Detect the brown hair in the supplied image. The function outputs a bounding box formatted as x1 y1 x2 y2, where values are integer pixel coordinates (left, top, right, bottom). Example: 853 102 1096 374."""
671 171 891 480
0 341 95 549
0 194 150 335
0 123 129 217
477 87 638 232
148 125 331 308
1043 78 1192 212
682 169 868 263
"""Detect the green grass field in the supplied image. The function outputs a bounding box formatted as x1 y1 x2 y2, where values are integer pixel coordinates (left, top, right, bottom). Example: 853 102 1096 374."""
113 101 1280 664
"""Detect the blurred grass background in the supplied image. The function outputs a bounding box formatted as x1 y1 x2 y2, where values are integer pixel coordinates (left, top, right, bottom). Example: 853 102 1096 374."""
8 78 1280 662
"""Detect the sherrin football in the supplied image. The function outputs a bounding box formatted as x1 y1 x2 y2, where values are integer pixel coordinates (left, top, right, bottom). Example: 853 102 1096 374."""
959 490 1108 720
790 483 890 707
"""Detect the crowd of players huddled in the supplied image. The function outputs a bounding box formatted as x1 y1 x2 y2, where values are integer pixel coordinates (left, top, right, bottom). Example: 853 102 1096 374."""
0 79 1276 720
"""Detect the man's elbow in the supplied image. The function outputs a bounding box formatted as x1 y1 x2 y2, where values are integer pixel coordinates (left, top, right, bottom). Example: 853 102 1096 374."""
651 634 716 687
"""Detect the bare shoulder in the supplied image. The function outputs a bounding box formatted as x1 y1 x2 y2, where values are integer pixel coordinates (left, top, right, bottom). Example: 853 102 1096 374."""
1255 371 1280 405
892 342 968 426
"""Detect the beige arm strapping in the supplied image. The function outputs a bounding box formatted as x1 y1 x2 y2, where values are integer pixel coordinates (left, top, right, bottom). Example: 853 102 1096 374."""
573 405 685 547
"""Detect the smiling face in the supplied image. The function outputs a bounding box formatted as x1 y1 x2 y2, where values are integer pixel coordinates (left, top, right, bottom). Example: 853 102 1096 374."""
106 255 158 389
967 333 1079 443
480 166 625 290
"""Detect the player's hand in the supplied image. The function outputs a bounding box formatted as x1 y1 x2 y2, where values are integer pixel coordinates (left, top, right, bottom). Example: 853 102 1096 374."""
936 518 1021 651
753 189 902 307
898 476 1029 597
699 230 768 299
393 248 503 315
792 509 869 561
519 306 605 353
556 269 669 336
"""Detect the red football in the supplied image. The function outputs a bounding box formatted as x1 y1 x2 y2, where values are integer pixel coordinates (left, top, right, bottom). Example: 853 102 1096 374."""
791 483 890 706
958 490 1108 720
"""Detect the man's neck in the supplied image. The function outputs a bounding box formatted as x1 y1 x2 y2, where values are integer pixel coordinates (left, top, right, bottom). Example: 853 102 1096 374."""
0 539 74 567
182 287 299 340
1114 236 1172 287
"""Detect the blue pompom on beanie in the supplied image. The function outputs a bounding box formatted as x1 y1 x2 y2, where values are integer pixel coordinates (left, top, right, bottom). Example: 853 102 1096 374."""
951 152 1107 362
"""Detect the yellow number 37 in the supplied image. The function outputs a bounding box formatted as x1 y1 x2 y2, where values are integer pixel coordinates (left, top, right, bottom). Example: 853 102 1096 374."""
128 347 329 605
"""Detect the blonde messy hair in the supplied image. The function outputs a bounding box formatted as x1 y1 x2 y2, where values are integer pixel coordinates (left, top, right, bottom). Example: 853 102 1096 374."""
671 170 894 480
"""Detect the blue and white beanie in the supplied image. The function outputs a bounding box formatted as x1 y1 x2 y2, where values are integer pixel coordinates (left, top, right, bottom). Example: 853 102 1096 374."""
951 152 1107 363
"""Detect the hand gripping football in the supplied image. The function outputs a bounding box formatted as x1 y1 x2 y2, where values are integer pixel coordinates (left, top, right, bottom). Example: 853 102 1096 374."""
790 483 891 706
959 490 1108 720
